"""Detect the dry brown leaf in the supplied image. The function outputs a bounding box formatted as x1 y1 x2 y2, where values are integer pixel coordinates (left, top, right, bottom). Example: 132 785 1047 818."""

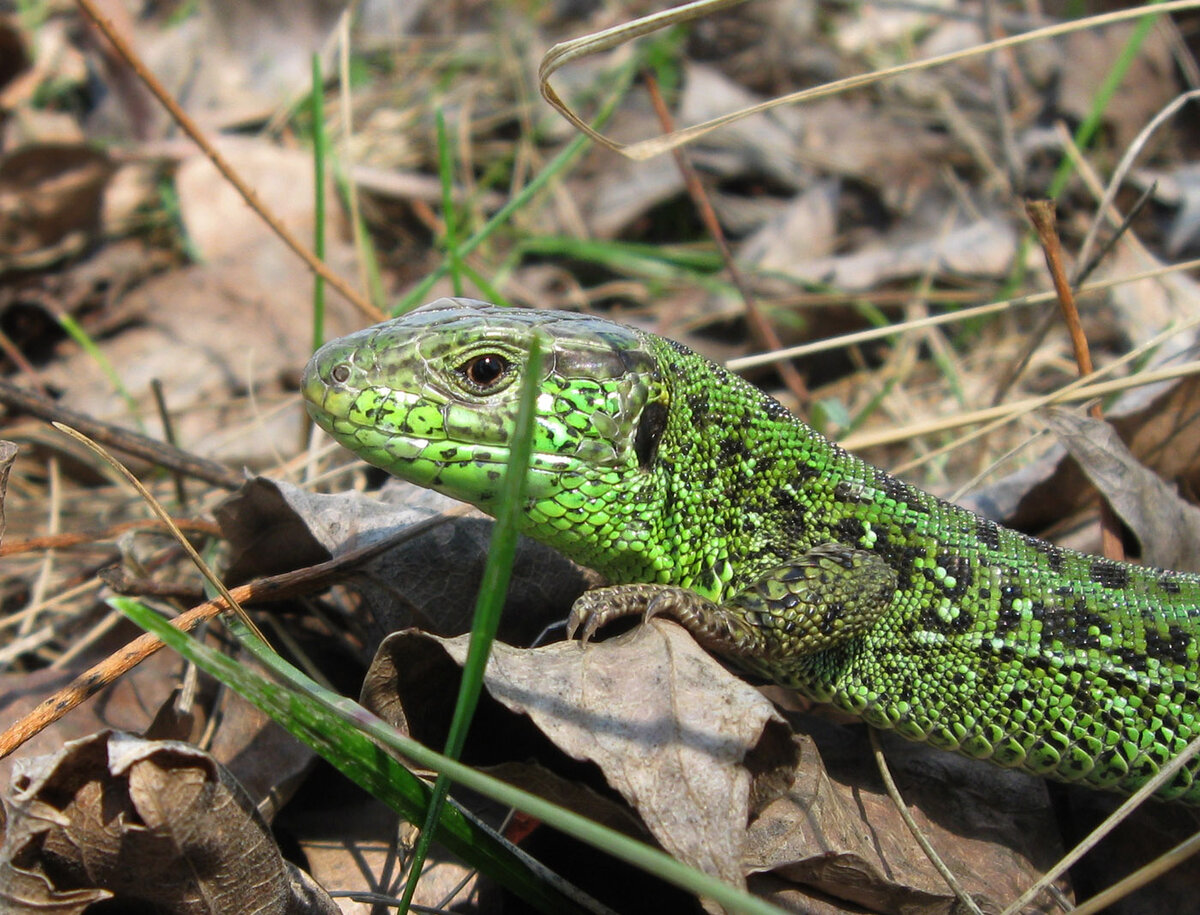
293 790 483 914
1057 24 1178 152
738 181 840 271
747 724 1063 913
773 205 1017 291
969 371 1200 542
0 731 338 914
587 63 811 239
361 620 1074 911
1042 408 1200 572
364 622 795 889
1131 162 1200 257
0 440 15 545
1158 164 1200 256
216 477 591 650
1096 246 1200 358
35 140 364 469
0 647 313 823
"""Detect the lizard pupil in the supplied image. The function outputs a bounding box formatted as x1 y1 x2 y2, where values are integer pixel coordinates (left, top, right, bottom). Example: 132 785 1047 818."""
461 353 510 388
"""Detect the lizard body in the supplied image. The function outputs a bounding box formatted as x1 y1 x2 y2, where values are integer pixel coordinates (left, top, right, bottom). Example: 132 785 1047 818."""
303 297 1200 802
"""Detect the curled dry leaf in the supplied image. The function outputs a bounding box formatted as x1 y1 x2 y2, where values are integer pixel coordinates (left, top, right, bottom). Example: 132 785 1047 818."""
587 63 812 239
968 371 1200 538
0 647 314 830
773 206 1018 292
0 731 338 915
1057 24 1177 152
747 722 1063 913
34 137 365 470
362 619 1064 911
363 621 797 889
1042 408 1200 572
217 477 591 651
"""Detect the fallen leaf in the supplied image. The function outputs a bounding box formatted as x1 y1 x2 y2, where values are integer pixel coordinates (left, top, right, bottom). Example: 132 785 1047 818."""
775 205 1017 291
364 622 796 888
747 721 1064 913
738 180 840 271
35 139 366 470
1 731 338 914
1042 408 1200 571
0 144 112 274
1057 24 1177 152
216 477 592 651
966 371 1200 543
0 646 313 824
361 620 1074 911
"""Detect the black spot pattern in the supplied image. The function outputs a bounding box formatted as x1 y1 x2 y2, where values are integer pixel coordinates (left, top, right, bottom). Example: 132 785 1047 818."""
835 480 871 504
975 518 1002 551
834 517 867 544
1090 558 1131 589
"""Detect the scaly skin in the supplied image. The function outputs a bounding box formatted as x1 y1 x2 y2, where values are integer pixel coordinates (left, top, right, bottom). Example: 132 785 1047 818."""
303 297 1200 802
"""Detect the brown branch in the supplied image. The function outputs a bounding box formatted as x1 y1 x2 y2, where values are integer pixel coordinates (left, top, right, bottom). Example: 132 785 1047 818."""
0 518 222 557
643 70 809 405
0 509 462 760
0 378 245 490
73 0 383 323
1025 199 1123 561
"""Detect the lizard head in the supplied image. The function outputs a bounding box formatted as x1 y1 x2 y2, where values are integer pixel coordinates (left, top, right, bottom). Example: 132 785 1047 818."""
303 297 673 576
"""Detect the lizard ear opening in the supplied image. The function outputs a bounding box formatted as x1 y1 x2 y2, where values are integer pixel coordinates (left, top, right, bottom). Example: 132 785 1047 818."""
634 401 668 470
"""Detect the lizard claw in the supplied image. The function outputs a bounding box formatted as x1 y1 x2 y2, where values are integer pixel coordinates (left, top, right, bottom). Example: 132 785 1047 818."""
565 604 596 645
567 584 663 646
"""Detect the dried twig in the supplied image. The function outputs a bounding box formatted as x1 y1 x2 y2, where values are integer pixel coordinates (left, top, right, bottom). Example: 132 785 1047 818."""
1025 199 1123 561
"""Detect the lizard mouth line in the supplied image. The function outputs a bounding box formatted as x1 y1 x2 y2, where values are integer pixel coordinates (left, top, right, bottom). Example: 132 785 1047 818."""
308 406 582 480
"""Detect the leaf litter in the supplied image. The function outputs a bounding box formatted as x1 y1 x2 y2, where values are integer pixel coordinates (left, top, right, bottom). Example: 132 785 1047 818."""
1 0 1199 912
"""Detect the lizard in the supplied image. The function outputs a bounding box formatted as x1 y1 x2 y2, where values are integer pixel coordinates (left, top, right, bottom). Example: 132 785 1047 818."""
302 296 1200 803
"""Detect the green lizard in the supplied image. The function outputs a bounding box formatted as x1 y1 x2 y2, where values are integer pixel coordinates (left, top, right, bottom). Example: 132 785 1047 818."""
303 297 1200 803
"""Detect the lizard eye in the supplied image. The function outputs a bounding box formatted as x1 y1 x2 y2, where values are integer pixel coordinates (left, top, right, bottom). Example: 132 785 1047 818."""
458 353 512 390
330 363 351 383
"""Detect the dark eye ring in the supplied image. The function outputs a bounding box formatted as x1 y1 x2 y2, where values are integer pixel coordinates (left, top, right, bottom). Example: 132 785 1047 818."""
460 353 511 389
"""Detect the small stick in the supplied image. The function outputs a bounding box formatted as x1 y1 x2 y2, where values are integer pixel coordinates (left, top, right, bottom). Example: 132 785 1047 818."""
0 518 222 557
643 71 809 405
1025 199 1123 561
0 378 245 490
73 0 380 322
0 508 466 760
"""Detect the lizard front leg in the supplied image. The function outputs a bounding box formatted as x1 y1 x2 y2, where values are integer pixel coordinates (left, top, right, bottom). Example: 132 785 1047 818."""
568 543 898 686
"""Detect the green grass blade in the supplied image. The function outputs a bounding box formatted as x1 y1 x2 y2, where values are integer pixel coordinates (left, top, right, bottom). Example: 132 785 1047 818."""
517 235 726 280
393 55 637 315
398 336 545 911
54 312 146 434
436 108 464 297
110 596 593 915
460 260 509 306
1047 1 1164 199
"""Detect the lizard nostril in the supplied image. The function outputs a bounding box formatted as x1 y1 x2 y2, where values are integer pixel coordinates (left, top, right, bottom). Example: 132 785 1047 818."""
331 363 351 383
